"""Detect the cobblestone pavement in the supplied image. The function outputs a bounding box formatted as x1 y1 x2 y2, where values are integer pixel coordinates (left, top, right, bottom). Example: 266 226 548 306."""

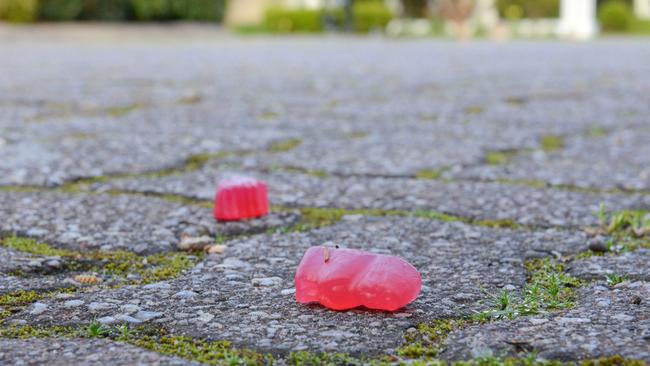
0 26 649 365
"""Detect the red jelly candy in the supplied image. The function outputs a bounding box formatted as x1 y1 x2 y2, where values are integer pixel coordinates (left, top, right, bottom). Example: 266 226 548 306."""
295 246 421 311
214 176 269 221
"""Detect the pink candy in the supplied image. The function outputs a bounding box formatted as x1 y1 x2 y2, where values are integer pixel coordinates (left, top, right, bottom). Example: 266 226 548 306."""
295 246 421 311
214 176 269 221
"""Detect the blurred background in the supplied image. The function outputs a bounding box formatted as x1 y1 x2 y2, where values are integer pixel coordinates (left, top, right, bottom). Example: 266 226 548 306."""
0 0 649 40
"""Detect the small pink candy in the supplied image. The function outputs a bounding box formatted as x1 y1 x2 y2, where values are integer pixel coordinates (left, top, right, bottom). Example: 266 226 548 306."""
214 176 268 221
295 246 422 311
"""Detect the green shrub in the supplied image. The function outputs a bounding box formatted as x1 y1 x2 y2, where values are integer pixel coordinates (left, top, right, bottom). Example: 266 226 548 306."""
131 0 173 20
353 1 392 33
264 8 323 33
79 0 133 21
172 0 225 22
497 0 559 20
38 0 83 21
0 0 38 22
598 0 633 32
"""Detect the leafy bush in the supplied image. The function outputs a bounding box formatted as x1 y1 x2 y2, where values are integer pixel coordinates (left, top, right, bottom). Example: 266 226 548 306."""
131 0 174 20
497 0 559 20
353 1 392 33
132 0 225 21
0 0 38 22
598 0 633 32
38 0 83 21
172 0 225 22
264 8 323 33
79 0 133 21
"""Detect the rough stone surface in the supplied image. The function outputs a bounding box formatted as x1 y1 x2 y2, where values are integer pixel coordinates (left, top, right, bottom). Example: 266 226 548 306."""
569 249 650 282
0 191 299 254
443 282 650 362
1 27 650 364
0 338 200 365
454 129 650 191
97 164 650 228
9 217 590 354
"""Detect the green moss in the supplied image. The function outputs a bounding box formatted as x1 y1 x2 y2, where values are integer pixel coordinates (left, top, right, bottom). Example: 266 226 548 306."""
0 290 41 307
540 135 564 152
398 319 466 359
287 350 362 366
416 169 444 180
485 150 517 165
465 106 483 115
0 325 78 339
474 219 518 229
268 138 302 152
1 236 201 285
128 335 271 366
1 236 75 257
580 355 646 366
105 103 144 117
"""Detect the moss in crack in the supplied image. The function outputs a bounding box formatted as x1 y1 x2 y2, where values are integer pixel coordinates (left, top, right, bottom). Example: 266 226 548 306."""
268 138 302 153
416 169 445 180
472 259 582 322
465 105 483 115
0 290 42 322
485 150 518 166
287 351 364 366
397 319 467 359
105 103 144 117
345 131 369 140
0 236 201 285
540 135 564 152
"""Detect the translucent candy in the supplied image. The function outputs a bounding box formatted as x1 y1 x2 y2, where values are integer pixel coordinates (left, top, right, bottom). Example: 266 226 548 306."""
295 246 421 311
214 176 268 221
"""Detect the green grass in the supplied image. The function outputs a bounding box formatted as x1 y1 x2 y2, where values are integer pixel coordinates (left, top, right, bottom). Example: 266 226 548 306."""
268 138 302 152
472 259 582 322
592 206 650 253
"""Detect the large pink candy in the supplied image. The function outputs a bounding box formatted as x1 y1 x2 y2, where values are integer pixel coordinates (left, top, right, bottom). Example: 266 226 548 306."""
295 246 422 311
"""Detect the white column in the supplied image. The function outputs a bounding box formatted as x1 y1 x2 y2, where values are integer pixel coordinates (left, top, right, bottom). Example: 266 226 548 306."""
557 0 598 40
635 0 650 20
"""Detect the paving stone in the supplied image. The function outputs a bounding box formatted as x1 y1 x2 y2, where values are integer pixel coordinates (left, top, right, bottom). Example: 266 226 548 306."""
455 129 650 191
0 246 64 275
0 191 299 254
568 249 650 282
0 338 201 366
9 216 590 354
97 164 650 229
442 282 650 362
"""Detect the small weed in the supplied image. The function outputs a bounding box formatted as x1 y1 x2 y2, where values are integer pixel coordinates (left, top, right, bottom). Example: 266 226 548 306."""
605 273 627 286
118 323 131 340
86 320 110 338
593 206 650 252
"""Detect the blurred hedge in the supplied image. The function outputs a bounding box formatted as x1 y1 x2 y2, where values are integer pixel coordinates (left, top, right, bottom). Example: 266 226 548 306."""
264 2 392 34
598 0 632 31
0 0 38 22
497 0 559 19
0 0 224 22
353 1 392 33
264 8 323 33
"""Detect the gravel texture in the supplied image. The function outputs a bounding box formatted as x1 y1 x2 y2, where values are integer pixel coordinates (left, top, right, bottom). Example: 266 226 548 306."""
0 191 299 254
8 216 590 355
